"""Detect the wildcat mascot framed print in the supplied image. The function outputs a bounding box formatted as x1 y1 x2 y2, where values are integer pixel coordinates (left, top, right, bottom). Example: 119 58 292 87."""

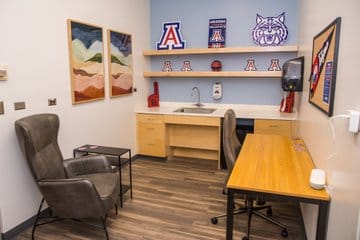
308 17 341 117
252 12 288 46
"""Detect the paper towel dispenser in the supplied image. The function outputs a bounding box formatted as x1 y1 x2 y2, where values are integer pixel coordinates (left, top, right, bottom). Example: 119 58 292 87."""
281 56 304 92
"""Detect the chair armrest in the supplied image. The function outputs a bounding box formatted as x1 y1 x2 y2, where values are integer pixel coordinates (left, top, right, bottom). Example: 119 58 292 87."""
63 155 112 178
38 178 106 218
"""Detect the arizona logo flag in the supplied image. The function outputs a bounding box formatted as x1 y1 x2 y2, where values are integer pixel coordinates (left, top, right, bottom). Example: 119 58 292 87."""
208 18 226 48
157 21 186 50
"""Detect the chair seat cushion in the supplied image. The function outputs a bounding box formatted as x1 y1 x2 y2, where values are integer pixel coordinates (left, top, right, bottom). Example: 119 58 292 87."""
73 172 119 210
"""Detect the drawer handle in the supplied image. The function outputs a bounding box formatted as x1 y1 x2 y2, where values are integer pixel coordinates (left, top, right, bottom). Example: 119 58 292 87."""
146 127 155 130
269 125 279 128
146 143 155 146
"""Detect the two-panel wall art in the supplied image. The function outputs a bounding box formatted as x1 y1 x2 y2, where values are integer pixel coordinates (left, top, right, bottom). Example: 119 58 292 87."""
67 19 133 104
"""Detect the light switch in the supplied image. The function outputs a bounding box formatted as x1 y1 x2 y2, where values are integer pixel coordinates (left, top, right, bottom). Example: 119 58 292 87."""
14 101 25 110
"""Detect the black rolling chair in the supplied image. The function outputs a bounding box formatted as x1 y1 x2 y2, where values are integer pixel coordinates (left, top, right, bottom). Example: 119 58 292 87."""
211 109 288 240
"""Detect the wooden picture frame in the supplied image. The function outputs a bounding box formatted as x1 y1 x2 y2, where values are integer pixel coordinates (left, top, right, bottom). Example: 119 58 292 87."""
67 19 105 104
107 29 133 97
308 17 341 116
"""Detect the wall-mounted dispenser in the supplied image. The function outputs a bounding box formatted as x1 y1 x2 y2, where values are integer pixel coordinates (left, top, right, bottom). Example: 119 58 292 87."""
212 82 222 100
281 56 304 92
280 56 304 113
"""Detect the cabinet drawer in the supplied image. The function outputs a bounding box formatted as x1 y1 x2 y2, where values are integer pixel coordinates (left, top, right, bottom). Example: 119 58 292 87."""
254 119 293 136
138 141 165 157
136 113 166 157
137 113 164 124
164 115 220 126
138 123 165 142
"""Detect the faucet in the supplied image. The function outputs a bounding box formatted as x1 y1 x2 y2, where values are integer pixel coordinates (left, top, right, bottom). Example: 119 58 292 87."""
191 86 203 107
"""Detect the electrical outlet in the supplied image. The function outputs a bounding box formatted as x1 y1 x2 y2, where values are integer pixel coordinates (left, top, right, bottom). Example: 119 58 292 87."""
348 110 360 133
0 65 7 81
0 101 4 114
48 98 57 106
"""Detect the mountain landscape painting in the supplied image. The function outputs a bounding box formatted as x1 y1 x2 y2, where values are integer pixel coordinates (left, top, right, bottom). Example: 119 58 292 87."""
67 20 105 104
107 30 133 97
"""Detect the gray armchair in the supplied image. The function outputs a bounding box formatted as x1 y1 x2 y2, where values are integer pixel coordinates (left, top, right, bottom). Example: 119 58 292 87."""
15 113 119 240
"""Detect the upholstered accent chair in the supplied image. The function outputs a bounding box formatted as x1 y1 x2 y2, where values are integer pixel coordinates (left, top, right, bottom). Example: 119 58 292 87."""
15 113 119 240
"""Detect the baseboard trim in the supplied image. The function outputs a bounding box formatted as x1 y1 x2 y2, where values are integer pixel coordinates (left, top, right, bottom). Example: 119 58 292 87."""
134 154 167 161
3 208 50 240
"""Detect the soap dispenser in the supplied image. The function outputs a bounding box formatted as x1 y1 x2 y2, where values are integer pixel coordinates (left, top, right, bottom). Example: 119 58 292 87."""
212 82 222 100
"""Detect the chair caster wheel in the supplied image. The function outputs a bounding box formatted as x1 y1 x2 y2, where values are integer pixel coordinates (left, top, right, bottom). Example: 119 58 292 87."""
281 229 288 237
211 217 218 224
242 236 249 240
266 208 272 216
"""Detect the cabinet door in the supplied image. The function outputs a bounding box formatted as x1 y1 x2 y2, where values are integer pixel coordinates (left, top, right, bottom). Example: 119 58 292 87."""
254 119 293 136
136 114 166 157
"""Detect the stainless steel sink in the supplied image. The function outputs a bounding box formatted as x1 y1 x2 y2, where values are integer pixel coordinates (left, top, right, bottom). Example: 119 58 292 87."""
173 107 216 114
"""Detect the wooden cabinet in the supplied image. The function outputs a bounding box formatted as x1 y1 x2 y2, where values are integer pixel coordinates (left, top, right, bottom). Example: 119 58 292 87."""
143 46 298 78
136 114 166 157
254 119 294 137
136 113 294 166
164 115 221 169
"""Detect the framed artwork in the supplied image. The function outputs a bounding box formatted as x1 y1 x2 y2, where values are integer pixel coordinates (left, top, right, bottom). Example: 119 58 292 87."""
67 19 105 104
107 30 133 97
309 17 341 116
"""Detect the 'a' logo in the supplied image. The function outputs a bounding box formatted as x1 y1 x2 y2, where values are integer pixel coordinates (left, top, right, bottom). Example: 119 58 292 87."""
244 59 257 71
157 22 186 50
210 30 224 42
268 59 281 71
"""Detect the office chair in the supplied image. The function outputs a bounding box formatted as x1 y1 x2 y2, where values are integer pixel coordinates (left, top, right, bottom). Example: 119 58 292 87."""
211 109 288 240
15 113 120 240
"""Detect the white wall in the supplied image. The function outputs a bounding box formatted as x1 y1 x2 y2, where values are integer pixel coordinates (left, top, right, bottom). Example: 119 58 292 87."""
297 0 360 239
0 0 150 233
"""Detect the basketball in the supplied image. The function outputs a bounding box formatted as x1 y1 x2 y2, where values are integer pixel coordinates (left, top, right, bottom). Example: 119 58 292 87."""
211 60 222 71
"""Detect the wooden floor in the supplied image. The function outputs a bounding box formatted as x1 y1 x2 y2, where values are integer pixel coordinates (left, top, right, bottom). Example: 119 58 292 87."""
15 157 306 240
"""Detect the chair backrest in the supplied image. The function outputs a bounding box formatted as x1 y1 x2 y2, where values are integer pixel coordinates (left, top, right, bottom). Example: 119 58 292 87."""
15 113 66 181
222 109 241 172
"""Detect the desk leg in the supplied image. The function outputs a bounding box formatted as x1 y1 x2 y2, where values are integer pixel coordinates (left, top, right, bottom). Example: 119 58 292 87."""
129 150 133 199
316 200 330 240
226 190 234 240
118 156 123 208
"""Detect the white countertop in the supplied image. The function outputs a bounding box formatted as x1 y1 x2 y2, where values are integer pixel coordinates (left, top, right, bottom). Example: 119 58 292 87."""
135 102 297 120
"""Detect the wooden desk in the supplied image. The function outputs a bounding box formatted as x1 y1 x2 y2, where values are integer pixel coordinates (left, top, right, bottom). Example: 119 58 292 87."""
226 134 330 240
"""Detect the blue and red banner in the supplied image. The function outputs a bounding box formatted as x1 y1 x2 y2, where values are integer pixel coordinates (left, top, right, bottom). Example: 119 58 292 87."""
208 18 226 48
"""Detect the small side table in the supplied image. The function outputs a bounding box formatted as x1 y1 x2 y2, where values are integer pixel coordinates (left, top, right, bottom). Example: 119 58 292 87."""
73 144 132 208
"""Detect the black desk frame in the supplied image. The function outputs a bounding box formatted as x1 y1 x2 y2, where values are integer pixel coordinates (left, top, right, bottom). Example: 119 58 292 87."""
226 189 330 240
73 145 133 208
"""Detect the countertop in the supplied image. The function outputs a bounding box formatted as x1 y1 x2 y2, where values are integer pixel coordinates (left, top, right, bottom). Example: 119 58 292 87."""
134 102 297 120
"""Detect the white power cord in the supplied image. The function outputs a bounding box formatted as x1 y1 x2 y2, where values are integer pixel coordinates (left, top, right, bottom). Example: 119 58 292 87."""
328 114 350 142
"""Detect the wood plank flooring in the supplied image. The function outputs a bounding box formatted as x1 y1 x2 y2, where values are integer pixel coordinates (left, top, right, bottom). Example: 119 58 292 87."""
15 157 306 240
